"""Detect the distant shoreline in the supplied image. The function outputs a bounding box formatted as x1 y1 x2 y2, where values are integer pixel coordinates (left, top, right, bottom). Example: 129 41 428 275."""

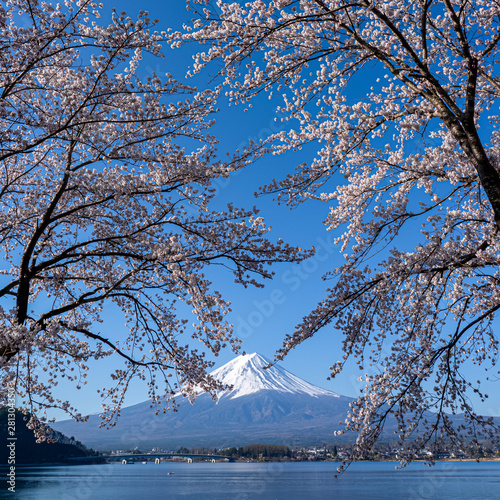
3 457 499 467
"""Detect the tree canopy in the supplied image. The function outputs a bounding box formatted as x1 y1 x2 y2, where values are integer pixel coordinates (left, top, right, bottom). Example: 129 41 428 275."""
184 0 500 465
0 0 307 435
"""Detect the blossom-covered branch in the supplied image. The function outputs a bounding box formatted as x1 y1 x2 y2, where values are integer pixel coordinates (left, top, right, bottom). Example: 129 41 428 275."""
185 0 500 466
0 0 308 436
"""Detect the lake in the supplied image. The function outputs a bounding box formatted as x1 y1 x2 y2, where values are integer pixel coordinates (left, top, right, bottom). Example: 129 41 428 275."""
6 461 500 499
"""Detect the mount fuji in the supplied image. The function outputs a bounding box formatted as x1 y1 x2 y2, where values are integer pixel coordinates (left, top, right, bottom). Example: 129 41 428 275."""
54 353 354 450
206 352 339 400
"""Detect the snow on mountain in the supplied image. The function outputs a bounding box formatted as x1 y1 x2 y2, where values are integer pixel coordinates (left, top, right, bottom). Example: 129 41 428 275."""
211 352 340 400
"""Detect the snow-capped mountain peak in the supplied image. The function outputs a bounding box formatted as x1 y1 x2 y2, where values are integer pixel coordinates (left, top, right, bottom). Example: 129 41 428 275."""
211 352 340 400
54 351 353 449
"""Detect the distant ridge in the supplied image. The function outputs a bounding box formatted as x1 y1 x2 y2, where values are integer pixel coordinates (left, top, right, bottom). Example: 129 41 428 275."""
0 407 102 464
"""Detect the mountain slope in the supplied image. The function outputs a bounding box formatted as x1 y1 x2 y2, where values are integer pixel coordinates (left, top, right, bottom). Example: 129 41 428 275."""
54 353 352 450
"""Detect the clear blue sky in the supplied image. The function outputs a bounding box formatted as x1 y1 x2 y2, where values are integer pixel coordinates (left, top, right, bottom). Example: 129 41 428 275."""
46 0 500 421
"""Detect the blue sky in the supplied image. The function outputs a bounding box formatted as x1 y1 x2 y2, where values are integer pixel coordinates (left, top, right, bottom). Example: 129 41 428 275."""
44 0 500 421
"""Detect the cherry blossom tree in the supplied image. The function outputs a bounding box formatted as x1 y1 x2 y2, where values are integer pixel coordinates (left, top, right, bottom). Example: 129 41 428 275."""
0 0 307 436
184 0 500 464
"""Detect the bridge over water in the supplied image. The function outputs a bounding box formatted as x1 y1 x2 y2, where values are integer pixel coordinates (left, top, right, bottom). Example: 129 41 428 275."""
70 452 232 463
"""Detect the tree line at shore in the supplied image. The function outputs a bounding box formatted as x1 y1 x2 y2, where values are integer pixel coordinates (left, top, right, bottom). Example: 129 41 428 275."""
0 408 102 465
169 442 500 462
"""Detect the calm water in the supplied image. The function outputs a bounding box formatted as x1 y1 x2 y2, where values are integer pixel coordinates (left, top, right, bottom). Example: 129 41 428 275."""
4 461 500 499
